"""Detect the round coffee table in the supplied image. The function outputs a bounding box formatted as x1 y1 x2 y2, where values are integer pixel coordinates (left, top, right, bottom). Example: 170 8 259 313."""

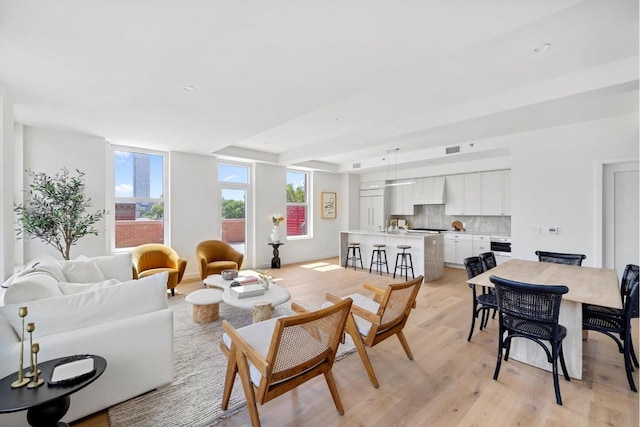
203 271 291 322
0 355 107 427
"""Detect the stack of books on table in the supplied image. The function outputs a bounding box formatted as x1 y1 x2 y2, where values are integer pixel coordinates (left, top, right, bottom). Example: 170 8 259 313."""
231 276 260 286
230 284 265 299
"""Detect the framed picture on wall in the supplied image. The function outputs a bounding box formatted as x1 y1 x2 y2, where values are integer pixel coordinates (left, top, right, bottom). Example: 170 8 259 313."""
321 192 337 219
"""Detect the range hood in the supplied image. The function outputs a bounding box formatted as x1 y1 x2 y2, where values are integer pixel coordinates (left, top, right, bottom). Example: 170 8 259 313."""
413 176 445 205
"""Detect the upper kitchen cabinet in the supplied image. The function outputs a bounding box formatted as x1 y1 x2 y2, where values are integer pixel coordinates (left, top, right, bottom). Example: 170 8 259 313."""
445 174 481 215
388 182 415 215
445 170 510 216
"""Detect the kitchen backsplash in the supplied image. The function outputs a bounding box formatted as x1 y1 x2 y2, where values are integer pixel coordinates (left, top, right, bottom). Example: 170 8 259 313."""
396 204 511 235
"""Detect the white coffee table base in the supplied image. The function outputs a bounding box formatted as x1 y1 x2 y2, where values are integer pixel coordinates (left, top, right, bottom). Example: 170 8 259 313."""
185 289 224 323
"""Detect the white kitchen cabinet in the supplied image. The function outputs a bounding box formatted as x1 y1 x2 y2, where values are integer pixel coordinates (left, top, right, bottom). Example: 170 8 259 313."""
446 171 510 216
443 233 473 264
482 170 511 215
389 183 415 215
472 234 491 256
445 174 481 215
503 170 511 215
481 171 503 215
360 190 385 232
444 175 464 215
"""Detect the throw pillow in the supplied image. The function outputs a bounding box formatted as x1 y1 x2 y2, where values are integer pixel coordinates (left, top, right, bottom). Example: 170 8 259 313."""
91 253 133 282
58 279 121 295
61 257 106 283
3 272 64 304
0 272 169 338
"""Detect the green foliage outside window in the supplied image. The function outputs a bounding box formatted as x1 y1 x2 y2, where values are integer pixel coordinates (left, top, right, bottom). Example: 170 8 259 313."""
286 183 306 203
222 198 245 218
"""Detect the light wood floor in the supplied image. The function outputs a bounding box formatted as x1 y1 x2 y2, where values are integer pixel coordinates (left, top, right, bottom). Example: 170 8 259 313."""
73 258 639 427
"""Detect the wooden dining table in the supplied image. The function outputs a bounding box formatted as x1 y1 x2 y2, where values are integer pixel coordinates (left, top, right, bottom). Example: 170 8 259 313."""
467 258 621 380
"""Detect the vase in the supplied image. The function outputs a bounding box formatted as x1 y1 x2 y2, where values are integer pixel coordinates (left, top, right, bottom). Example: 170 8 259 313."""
270 225 282 243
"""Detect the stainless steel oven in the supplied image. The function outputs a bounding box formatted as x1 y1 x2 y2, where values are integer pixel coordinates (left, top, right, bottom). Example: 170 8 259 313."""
490 236 511 264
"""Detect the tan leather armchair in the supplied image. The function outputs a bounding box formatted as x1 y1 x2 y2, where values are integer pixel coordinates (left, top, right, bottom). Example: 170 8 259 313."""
195 240 244 280
132 243 187 296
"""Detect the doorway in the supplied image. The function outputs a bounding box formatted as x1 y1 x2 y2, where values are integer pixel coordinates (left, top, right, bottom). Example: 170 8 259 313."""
219 162 252 267
603 160 639 277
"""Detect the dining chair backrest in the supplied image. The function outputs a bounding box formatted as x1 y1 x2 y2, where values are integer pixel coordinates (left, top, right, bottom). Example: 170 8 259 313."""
464 257 483 280
479 252 497 272
535 251 586 266
490 275 568 327
621 264 640 302
626 276 639 320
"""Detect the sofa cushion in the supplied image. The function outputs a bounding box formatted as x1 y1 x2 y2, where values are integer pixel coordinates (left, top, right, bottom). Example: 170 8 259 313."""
58 279 121 295
62 256 106 283
92 253 133 282
0 272 169 339
2 255 65 289
3 271 64 305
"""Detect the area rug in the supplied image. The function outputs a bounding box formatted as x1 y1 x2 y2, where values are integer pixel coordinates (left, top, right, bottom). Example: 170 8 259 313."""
108 295 355 427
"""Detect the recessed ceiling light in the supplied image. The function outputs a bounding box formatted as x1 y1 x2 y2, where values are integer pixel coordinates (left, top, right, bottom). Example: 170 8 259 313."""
183 85 196 92
534 43 551 53
334 115 344 121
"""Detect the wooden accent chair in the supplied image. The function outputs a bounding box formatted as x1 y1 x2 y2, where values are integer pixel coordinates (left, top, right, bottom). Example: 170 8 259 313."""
326 275 424 388
195 240 244 280
219 298 353 427
131 243 187 296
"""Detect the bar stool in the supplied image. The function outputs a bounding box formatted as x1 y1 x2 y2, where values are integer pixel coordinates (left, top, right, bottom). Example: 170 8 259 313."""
369 244 389 275
344 242 363 270
394 245 415 280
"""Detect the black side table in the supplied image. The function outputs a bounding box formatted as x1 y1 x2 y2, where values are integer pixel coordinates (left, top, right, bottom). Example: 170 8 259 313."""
0 355 107 427
268 242 284 268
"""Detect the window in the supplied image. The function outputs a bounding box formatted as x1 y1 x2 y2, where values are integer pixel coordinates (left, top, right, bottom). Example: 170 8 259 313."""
113 148 166 249
218 162 250 258
286 170 309 237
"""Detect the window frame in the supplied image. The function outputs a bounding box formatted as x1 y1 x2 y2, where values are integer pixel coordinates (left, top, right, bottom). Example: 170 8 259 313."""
110 145 169 251
286 169 312 239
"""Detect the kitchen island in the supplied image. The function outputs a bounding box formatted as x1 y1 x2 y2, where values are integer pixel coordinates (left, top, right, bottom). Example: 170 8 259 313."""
339 231 444 281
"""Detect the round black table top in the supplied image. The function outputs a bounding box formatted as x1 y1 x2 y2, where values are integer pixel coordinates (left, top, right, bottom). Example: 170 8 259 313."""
0 355 107 413
268 242 284 246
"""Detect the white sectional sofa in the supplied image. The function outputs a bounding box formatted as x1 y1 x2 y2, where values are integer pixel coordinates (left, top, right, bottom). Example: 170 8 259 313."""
0 254 174 427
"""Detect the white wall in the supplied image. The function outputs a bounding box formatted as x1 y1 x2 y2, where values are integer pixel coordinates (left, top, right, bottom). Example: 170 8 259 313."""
21 127 108 261
254 163 286 268
511 114 639 266
169 152 218 278
0 83 14 280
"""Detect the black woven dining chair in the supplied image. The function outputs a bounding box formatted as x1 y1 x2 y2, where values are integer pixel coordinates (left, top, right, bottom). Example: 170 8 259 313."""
490 275 570 405
583 264 639 317
582 276 639 392
535 251 586 266
464 257 497 342
479 252 497 271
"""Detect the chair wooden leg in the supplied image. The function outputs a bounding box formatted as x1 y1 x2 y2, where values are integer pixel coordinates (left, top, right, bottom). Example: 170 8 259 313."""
345 315 379 388
324 370 345 415
236 351 262 427
396 331 414 360
221 344 238 410
467 298 477 342
493 326 504 380
552 344 563 405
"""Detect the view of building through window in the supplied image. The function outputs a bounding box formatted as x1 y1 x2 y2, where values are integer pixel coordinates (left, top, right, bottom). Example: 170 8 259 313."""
286 170 308 237
113 149 166 248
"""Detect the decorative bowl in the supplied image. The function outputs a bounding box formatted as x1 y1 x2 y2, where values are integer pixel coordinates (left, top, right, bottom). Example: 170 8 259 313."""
221 269 239 280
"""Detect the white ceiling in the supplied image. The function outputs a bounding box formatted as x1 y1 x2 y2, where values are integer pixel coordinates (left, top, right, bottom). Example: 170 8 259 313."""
1 0 637 173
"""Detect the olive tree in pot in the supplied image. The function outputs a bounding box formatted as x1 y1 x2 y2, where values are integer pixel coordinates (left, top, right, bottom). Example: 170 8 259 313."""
14 168 108 260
